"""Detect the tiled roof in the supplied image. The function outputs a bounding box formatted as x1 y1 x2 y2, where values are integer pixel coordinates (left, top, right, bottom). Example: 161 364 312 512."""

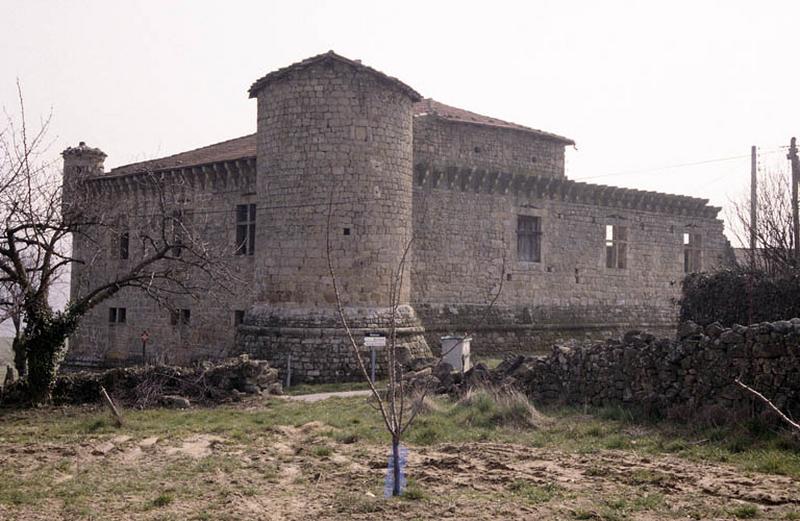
248 51 422 102
107 101 573 176
109 134 256 176
413 99 574 145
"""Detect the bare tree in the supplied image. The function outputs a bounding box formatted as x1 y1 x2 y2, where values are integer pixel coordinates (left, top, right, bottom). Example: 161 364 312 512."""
325 186 505 496
730 165 796 275
0 84 234 403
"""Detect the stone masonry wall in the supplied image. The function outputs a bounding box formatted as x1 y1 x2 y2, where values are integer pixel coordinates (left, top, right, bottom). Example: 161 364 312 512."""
241 54 432 382
64 54 730 377
254 58 416 308
65 164 257 368
411 180 727 355
505 320 800 419
237 305 430 383
413 116 566 177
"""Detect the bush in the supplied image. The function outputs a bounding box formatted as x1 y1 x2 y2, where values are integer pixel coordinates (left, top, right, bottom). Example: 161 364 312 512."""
680 268 800 326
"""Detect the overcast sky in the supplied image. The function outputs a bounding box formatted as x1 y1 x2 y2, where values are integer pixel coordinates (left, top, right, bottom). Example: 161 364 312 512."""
2 0 799 245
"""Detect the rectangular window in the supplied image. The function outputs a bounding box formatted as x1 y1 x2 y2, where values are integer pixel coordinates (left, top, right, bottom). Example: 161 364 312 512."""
234 310 245 326
236 203 256 256
170 308 191 326
683 232 702 273
605 224 628 269
517 215 542 262
171 209 193 257
119 231 129 260
108 307 126 324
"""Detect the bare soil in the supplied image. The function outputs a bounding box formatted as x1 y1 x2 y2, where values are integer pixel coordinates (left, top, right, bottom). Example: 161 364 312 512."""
1 409 798 520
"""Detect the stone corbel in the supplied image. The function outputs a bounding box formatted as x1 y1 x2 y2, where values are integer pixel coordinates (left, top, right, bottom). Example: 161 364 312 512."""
214 163 228 190
459 168 474 192
473 169 487 193
444 166 457 190
431 169 443 189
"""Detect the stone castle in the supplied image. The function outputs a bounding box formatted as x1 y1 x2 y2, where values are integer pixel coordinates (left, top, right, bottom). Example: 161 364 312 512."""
63 52 728 381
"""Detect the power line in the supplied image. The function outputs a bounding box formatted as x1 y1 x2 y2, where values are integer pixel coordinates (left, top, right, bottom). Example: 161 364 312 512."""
572 147 786 181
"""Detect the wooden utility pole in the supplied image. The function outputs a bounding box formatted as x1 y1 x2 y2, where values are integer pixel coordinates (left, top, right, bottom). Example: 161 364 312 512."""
790 137 800 262
750 145 757 267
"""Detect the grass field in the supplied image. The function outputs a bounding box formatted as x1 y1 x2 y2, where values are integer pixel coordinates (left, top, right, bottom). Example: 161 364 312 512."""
0 391 798 520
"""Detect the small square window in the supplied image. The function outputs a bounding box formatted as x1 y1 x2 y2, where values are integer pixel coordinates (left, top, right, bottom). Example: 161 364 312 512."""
109 307 126 324
170 308 191 326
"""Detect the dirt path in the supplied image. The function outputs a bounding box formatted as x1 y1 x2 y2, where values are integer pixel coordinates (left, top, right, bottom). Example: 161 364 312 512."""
287 390 373 402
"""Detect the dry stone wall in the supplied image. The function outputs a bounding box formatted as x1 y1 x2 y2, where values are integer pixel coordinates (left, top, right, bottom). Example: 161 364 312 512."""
503 320 800 419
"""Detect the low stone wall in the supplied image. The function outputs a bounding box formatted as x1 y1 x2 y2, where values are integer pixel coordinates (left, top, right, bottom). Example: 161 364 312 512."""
500 320 800 420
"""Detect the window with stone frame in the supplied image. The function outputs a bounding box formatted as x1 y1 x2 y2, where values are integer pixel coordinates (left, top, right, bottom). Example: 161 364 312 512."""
112 216 129 260
235 203 256 256
683 232 702 273
119 231 129 260
170 308 191 326
171 209 191 257
605 224 628 269
517 215 542 263
108 307 126 324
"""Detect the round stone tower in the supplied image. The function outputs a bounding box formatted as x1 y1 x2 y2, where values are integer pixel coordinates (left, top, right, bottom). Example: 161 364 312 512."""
62 141 106 179
61 141 106 217
239 52 430 382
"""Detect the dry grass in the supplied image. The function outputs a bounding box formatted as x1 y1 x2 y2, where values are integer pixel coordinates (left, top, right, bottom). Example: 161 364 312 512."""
455 385 550 429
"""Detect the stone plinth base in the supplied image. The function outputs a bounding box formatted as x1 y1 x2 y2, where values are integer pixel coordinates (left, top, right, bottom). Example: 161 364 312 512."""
236 305 431 384
415 303 678 356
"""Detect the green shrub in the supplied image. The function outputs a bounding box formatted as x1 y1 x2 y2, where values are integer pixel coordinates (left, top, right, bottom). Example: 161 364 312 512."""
680 268 800 326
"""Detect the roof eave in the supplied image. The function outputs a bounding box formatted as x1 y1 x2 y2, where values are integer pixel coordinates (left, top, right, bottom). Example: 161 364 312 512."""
247 51 422 102
419 112 575 146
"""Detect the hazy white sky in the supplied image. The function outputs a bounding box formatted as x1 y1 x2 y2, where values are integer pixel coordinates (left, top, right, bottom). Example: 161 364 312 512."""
3 0 799 244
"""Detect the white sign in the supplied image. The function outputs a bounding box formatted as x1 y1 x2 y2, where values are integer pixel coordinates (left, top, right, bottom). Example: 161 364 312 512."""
364 333 386 348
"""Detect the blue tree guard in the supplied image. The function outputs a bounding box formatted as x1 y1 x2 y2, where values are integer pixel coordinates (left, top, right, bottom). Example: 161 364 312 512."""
384 445 408 497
